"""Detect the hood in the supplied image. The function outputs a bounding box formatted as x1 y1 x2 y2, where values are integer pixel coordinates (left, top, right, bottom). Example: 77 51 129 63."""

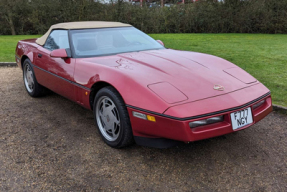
83 49 258 105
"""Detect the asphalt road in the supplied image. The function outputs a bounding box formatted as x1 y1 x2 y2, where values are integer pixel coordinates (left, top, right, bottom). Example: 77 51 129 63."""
0 67 286 191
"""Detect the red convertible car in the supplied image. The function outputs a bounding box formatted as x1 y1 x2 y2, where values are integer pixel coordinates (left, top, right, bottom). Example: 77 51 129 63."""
15 21 272 148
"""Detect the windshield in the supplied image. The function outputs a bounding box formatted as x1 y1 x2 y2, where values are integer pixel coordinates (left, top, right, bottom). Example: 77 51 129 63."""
70 27 165 57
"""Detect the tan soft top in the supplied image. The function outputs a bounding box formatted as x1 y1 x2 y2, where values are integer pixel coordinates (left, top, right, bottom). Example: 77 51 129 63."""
35 21 131 45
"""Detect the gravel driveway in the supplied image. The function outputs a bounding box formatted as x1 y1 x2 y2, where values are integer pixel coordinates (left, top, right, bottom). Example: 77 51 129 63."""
0 67 286 191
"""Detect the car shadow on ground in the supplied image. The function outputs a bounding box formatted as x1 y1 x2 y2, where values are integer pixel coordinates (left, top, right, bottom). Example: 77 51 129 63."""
40 90 278 170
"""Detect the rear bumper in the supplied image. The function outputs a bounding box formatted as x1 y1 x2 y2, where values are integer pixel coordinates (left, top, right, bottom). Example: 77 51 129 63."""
128 93 272 144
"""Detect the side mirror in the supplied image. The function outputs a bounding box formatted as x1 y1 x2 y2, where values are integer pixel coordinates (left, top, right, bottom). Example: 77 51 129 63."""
156 40 164 47
50 49 69 58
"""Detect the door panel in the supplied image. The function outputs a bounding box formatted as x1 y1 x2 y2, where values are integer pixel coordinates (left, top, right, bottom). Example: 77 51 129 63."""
35 46 76 101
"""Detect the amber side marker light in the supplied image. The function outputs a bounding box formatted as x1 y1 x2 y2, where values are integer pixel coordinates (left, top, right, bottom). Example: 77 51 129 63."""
147 115 156 122
132 111 156 122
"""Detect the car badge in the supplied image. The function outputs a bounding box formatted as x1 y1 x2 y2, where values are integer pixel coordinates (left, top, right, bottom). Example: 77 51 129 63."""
214 85 224 91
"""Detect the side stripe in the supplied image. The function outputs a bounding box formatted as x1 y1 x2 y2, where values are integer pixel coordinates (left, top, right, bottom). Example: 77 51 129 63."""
31 63 91 91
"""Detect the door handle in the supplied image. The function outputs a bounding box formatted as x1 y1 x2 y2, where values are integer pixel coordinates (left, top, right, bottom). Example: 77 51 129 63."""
38 53 42 58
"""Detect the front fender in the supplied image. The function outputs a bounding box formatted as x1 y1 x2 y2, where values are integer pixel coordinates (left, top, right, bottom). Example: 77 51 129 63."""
74 60 171 114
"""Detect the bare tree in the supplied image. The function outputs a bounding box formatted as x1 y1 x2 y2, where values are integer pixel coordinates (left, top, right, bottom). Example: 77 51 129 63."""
0 0 17 35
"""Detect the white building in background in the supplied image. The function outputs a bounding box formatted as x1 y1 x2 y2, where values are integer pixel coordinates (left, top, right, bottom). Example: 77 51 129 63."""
94 0 227 5
94 0 130 4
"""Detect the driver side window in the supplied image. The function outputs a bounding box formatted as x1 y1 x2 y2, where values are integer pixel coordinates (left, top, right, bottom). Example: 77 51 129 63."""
44 30 70 51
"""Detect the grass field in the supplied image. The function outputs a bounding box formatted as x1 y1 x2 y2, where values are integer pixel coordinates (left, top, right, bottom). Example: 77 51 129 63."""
1 34 286 106
0 35 40 62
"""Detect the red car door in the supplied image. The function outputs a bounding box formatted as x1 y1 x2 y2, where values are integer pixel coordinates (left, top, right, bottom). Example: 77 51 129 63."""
34 30 76 101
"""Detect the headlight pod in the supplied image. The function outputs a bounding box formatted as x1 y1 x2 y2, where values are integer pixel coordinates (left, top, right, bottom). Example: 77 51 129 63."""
224 67 257 84
189 115 224 128
148 82 188 104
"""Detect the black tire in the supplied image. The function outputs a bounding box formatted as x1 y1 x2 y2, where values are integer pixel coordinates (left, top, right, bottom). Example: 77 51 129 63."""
93 86 134 148
23 59 47 97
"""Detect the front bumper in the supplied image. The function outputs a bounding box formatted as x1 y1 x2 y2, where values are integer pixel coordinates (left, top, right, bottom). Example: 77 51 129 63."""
127 93 272 144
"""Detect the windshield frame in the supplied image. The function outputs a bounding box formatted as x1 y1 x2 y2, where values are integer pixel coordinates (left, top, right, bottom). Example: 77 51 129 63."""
68 27 165 58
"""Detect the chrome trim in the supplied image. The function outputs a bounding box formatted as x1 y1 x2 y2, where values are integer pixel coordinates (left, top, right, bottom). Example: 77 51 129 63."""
15 55 21 60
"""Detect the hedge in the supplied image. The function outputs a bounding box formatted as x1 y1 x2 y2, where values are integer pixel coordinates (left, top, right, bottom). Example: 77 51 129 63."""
0 0 287 35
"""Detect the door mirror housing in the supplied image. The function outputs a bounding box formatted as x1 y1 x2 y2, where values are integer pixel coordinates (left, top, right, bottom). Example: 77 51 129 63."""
156 40 164 47
50 48 70 58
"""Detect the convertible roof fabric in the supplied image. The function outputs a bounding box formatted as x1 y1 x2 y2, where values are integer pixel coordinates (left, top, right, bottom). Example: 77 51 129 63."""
35 21 131 45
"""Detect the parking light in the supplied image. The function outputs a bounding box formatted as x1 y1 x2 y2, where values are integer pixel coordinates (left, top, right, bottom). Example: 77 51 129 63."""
189 115 224 128
132 111 156 122
252 99 265 109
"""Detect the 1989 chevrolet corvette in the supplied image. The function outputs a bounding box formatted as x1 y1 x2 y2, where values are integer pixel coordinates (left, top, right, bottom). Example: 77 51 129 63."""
15 21 273 148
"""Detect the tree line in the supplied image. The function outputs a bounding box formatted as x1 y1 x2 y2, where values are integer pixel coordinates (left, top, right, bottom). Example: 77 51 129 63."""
0 0 287 35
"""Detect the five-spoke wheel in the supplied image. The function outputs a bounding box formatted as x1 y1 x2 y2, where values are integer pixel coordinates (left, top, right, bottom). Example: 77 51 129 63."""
24 63 34 93
22 59 46 97
93 86 134 148
96 96 121 141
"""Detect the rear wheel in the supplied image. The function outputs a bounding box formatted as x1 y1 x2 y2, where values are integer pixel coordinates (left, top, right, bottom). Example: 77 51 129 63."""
93 86 134 148
23 59 46 97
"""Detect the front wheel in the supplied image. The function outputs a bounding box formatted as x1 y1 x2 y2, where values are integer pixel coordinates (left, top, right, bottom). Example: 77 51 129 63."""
93 86 134 148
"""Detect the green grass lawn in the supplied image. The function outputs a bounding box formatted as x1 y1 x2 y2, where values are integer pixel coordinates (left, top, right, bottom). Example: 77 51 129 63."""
1 34 286 106
0 35 40 62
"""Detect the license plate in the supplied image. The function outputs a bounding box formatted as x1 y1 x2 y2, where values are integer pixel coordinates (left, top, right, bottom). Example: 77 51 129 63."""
230 107 253 130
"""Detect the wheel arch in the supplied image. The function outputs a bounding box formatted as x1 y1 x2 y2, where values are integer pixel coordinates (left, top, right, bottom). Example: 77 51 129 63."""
21 55 29 69
89 81 124 110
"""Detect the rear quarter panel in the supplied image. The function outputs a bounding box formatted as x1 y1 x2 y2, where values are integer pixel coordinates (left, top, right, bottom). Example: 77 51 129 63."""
15 39 39 69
